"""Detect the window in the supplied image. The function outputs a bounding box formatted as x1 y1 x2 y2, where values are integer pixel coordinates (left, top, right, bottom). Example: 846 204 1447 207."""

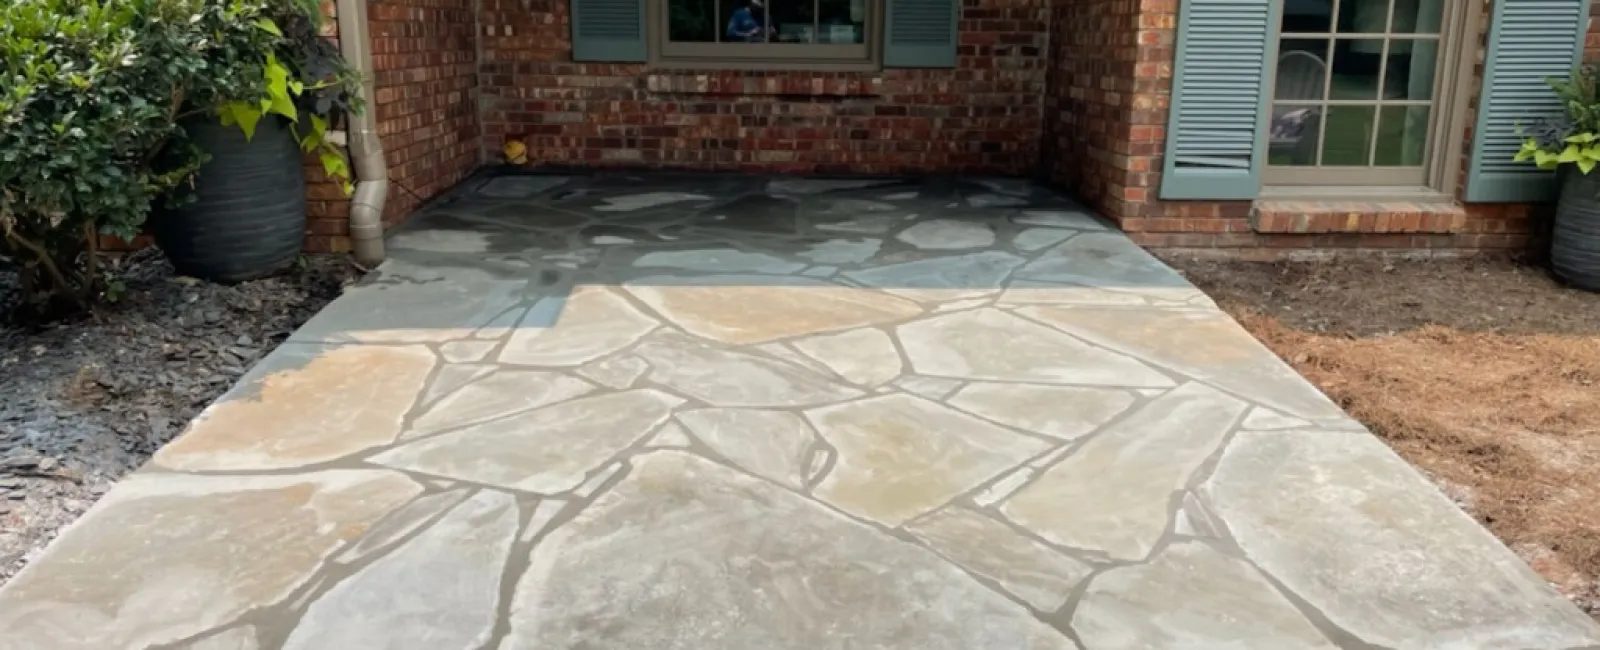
1265 0 1461 188
651 0 877 68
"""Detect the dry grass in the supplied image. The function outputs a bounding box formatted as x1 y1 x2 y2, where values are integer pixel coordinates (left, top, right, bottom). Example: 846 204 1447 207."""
1171 256 1600 616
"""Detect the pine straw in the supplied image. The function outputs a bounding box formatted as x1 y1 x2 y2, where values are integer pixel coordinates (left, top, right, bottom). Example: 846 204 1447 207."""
1232 309 1600 610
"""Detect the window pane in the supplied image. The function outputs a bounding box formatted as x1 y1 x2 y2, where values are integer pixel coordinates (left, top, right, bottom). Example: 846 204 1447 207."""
817 0 866 44
1275 39 1330 100
1383 39 1437 100
1375 105 1431 166
1322 105 1377 165
723 0 769 42
1392 0 1444 34
1269 105 1323 166
1283 0 1332 33
1330 40 1383 99
1338 0 1391 33
772 0 817 43
669 0 720 42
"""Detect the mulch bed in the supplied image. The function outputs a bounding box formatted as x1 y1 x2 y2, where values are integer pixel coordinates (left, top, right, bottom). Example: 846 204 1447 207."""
1166 254 1600 619
0 249 359 584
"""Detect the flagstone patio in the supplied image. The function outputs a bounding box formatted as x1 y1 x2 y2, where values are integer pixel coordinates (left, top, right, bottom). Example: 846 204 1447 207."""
1 173 1597 649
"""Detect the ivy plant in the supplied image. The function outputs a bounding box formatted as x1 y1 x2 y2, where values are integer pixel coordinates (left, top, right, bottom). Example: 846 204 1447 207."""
1515 66 1600 175
214 4 362 193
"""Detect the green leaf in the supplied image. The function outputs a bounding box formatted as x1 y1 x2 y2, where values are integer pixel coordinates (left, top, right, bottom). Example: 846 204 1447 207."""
219 101 262 140
1559 144 1583 163
1579 156 1597 175
253 18 282 37
1535 150 1561 169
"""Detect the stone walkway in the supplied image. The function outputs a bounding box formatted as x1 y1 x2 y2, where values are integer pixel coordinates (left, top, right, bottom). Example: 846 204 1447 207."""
2 174 1597 649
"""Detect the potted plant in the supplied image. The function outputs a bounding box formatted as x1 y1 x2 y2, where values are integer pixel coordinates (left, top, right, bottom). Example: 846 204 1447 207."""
150 0 360 283
1515 66 1600 292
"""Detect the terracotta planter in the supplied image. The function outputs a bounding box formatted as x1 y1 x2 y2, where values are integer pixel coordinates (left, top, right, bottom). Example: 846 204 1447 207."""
151 116 306 283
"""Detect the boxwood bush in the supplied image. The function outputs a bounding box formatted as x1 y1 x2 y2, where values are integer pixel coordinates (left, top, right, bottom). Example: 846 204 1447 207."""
1 0 277 311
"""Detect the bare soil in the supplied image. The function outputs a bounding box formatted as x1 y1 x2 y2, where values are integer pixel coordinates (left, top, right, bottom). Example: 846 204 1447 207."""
0 249 359 585
1167 254 1600 618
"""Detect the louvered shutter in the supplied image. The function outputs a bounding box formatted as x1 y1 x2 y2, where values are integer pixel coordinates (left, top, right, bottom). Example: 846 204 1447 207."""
1467 0 1593 202
1159 0 1278 200
884 0 959 68
571 0 646 63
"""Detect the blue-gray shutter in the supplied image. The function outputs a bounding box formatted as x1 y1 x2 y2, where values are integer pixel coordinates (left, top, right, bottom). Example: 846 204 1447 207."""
1467 0 1593 202
1159 0 1279 200
571 0 646 63
884 0 959 68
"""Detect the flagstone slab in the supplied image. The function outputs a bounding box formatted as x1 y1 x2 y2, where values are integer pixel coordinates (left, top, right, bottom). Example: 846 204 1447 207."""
1072 541 1336 650
1002 383 1247 560
420 364 496 406
373 390 683 494
1012 228 1074 252
1013 233 1201 302
0 470 421 650
906 506 1093 612
997 280 1150 307
896 219 996 250
593 192 711 212
897 309 1173 388
632 248 806 274
843 251 1025 302
799 238 883 264
1204 431 1600 649
806 394 1050 526
633 334 863 407
767 178 895 195
500 288 658 366
1018 306 1346 419
289 262 527 343
947 383 1135 440
407 370 595 438
677 408 816 488
790 328 903 386
501 451 1074 650
624 274 922 345
188 626 260 650
154 344 435 471
575 353 650 389
333 488 472 564
284 490 518 650
1013 209 1108 230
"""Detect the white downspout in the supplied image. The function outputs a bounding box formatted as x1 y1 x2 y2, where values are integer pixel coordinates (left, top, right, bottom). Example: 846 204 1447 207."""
336 0 387 267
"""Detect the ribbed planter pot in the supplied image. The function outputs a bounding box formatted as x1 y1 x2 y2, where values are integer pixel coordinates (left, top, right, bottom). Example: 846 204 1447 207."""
1553 169 1600 292
151 116 306 283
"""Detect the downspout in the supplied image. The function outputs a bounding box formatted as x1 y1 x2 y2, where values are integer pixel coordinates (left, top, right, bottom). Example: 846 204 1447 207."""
336 0 387 267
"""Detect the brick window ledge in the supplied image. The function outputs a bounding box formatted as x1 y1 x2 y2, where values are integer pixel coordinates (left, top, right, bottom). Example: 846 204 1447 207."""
1252 200 1466 234
645 71 884 97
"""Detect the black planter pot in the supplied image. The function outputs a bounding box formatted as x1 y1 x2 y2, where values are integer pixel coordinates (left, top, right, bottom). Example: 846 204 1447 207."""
1553 169 1600 292
151 116 306 283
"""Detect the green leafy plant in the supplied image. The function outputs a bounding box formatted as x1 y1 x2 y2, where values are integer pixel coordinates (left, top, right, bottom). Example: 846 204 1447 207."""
0 0 278 312
214 3 362 193
1516 66 1600 174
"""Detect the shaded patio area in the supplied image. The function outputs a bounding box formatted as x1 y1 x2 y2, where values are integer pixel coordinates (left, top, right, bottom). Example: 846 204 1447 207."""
0 173 1595 649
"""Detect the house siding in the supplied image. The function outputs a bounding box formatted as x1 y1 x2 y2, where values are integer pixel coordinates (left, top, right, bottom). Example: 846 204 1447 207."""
476 0 1048 175
1043 0 1590 257
220 0 1598 255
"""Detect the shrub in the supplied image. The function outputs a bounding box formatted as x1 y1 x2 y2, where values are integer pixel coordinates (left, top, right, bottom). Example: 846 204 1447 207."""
0 0 283 311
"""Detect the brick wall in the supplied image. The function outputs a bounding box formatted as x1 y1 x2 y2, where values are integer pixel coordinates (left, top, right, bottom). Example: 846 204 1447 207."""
477 0 1048 175
303 0 481 252
1043 0 1588 256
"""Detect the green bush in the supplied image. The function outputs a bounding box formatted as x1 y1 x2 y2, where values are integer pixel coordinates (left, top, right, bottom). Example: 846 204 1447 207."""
0 0 292 311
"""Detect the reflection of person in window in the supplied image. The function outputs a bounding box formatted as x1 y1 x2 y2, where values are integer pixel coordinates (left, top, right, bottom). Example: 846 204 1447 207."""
726 0 767 42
